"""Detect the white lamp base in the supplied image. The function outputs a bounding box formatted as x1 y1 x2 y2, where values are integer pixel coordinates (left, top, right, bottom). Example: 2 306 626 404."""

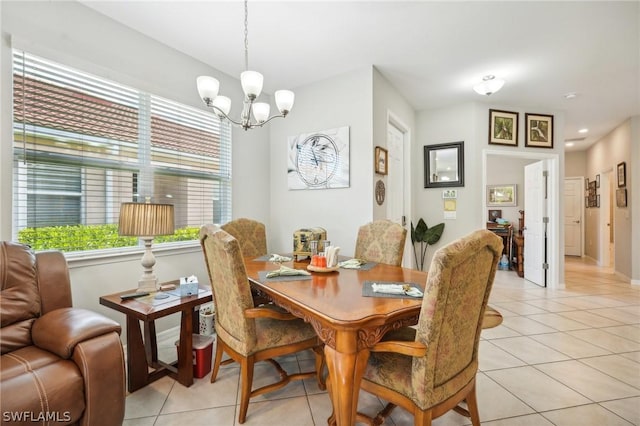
138 237 159 292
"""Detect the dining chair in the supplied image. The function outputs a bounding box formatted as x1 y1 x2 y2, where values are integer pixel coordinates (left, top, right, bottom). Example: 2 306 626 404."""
199 224 325 424
221 217 268 258
353 229 503 426
221 217 270 305
354 219 407 266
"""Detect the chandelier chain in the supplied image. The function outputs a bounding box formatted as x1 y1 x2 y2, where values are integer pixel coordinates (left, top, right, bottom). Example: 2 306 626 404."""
244 0 249 71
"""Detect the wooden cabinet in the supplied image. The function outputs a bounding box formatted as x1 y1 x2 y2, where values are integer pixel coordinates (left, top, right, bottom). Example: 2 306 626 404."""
513 235 524 277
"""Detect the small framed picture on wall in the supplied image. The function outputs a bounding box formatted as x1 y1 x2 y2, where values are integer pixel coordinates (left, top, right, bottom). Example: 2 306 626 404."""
375 146 388 175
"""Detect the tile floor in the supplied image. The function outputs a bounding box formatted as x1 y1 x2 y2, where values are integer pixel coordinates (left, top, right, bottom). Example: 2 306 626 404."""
123 257 639 425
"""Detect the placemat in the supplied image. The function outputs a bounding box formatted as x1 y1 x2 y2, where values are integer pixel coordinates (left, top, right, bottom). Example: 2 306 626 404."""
258 270 313 282
339 260 378 271
362 280 424 299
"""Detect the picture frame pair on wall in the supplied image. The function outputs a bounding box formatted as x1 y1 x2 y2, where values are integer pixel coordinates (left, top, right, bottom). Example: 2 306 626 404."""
489 109 554 149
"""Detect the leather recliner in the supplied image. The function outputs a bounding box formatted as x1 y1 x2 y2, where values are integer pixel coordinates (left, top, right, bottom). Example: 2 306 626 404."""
0 241 125 425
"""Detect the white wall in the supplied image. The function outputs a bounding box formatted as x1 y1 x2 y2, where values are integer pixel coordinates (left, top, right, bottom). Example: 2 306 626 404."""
414 103 483 248
585 118 634 279
268 67 374 257
0 1 270 334
415 102 566 286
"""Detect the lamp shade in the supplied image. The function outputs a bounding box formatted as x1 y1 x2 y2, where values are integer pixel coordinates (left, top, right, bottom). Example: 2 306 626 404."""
473 75 505 96
252 102 270 123
118 202 175 237
197 76 220 102
212 95 232 117
241 70 263 98
275 90 295 114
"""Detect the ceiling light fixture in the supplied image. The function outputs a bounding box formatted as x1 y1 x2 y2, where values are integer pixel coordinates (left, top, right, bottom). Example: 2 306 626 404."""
578 128 589 133
473 75 505 96
196 0 294 130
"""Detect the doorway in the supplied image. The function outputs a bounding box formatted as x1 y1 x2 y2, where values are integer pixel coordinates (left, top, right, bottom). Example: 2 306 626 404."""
483 149 562 288
386 111 412 268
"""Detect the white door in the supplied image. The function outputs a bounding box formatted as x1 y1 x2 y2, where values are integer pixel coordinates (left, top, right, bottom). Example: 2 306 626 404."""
387 124 404 225
386 121 410 267
564 177 582 256
524 161 546 287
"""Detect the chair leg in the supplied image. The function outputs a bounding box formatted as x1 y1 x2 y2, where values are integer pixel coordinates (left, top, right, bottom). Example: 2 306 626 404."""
414 409 432 426
238 356 255 424
313 345 326 390
210 338 224 383
465 384 481 426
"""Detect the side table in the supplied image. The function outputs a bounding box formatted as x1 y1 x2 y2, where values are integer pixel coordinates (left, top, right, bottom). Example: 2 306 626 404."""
100 283 212 392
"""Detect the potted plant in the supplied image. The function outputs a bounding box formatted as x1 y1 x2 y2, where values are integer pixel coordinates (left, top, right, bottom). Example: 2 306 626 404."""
411 218 445 271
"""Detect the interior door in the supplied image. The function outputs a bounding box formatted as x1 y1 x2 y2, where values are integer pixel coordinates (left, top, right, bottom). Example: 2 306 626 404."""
524 161 546 287
564 177 582 256
386 122 408 266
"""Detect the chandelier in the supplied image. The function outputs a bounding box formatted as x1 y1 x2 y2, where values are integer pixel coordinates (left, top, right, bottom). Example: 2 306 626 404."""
196 0 294 130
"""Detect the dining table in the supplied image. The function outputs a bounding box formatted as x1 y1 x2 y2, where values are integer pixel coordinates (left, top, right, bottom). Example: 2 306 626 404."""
244 255 427 426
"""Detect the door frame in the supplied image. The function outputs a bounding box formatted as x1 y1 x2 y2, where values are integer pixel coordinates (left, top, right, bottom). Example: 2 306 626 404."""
386 110 412 268
482 149 563 288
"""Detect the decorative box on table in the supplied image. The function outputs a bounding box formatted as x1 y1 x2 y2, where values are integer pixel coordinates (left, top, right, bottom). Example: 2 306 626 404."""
293 227 326 260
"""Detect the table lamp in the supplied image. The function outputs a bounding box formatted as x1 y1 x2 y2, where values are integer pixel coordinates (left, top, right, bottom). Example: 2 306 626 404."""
118 200 175 291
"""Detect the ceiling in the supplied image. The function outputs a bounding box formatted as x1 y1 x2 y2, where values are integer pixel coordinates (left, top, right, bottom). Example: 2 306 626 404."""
79 1 639 152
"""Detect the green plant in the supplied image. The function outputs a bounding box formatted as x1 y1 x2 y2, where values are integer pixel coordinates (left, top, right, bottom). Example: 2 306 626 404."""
17 224 200 252
410 218 445 271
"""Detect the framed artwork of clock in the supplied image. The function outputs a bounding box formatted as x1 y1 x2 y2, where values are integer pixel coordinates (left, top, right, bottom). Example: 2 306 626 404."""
287 126 350 190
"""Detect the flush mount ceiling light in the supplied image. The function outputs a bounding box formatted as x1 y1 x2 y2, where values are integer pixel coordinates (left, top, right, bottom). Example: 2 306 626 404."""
473 75 505 96
578 128 589 133
197 0 294 130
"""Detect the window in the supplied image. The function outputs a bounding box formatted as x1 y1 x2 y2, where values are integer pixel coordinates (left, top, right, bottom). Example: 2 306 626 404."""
12 50 232 253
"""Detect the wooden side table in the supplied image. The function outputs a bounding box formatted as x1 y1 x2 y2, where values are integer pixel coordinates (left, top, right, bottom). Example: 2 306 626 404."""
100 284 212 392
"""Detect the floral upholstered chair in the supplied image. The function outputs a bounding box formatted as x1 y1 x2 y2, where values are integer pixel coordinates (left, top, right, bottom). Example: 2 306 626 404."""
221 218 270 305
221 217 267 258
199 225 324 424
354 219 407 266
355 229 503 426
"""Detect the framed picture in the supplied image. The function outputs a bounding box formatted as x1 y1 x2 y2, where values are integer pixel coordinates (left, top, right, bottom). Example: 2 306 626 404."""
617 162 626 187
596 174 600 188
588 180 597 207
488 209 502 222
525 113 554 148
616 188 627 207
487 184 517 207
489 109 519 146
287 126 350 190
375 146 388 175
442 189 458 199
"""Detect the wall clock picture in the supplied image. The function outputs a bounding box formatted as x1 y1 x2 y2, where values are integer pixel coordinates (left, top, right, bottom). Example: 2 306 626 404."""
287 126 350 190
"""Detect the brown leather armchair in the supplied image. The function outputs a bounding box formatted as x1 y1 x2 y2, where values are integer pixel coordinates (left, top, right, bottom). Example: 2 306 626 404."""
0 242 125 426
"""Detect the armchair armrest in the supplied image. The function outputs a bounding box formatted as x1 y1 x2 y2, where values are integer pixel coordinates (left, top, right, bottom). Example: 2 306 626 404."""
370 340 427 357
32 307 121 359
244 307 297 320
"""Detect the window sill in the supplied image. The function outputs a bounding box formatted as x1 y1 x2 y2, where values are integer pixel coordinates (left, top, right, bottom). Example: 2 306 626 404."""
65 241 201 269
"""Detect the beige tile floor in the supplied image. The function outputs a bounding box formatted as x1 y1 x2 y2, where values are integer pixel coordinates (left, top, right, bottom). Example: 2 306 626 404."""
124 257 640 425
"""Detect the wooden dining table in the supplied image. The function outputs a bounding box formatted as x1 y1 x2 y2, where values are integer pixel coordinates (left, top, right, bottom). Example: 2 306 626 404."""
244 256 427 426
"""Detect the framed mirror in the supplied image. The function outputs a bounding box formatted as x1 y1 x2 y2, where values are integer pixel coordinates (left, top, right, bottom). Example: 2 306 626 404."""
423 141 464 188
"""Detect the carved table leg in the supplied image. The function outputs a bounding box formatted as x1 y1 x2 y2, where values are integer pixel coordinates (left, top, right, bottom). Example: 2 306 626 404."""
324 331 370 426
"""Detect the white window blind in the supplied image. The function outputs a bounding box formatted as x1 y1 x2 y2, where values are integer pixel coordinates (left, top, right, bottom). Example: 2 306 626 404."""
12 50 232 253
